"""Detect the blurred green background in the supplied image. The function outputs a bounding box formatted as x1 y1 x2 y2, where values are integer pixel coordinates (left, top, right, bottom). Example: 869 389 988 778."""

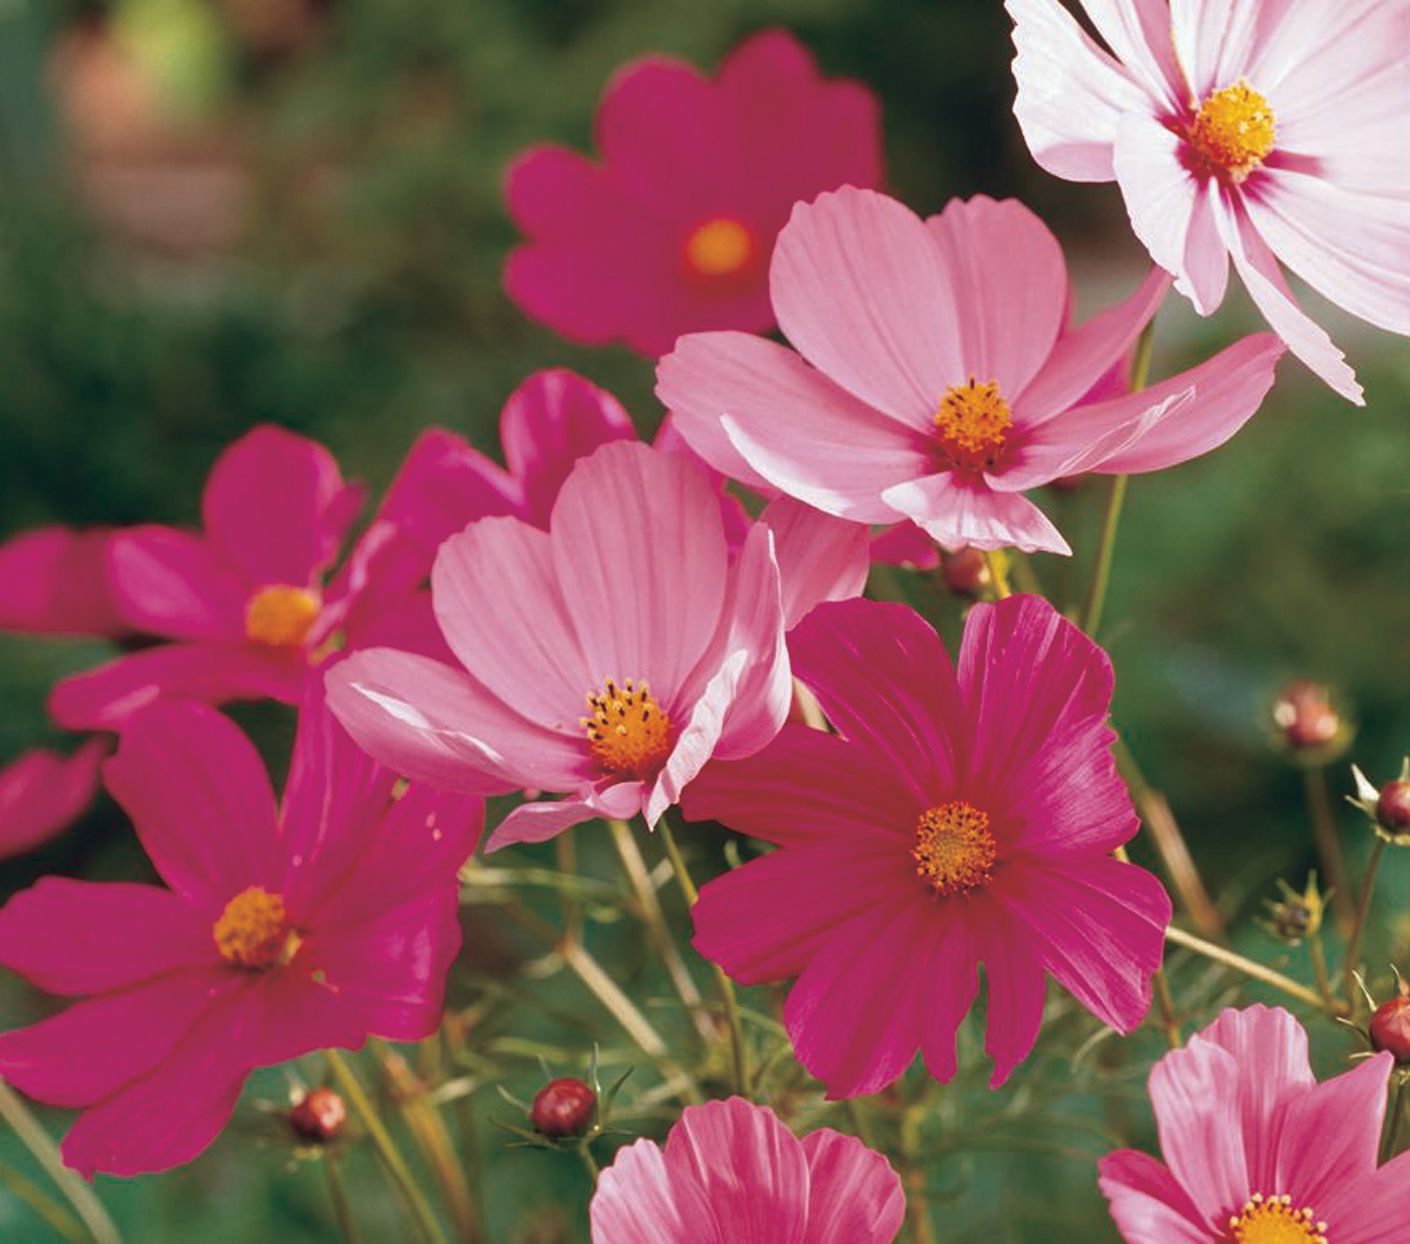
1 0 1407 1239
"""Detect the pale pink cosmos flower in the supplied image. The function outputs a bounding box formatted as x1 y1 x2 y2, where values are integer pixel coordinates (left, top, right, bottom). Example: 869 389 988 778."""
0 739 107 862
1007 0 1410 405
326 441 808 848
590 1097 905 1244
682 595 1171 1098
0 694 480 1177
1100 1005 1410 1242
504 30 882 356
659 188 1283 556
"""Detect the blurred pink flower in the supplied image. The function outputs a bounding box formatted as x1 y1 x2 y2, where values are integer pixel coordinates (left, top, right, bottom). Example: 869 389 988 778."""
0 695 480 1178
504 30 882 356
0 526 128 637
590 1097 905 1243
1099 1005 1410 1242
1007 0 1410 405
0 740 108 861
327 442 803 847
683 595 1171 1098
658 188 1283 556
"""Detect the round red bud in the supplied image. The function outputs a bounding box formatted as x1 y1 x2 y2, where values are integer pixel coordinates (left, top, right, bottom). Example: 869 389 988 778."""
291 1087 346 1142
1369 996 1410 1064
530 1078 596 1139
1272 681 1341 751
1376 781 1410 834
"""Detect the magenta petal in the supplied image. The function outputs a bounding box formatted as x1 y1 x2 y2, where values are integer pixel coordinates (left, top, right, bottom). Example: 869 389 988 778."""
0 877 210 994
0 739 107 861
800 1129 906 1244
972 906 1048 1087
107 526 249 639
917 904 981 1085
881 473 1071 555
591 1136 720 1244
104 701 282 908
0 526 127 637
1097 1149 1207 1243
868 522 940 570
762 498 870 632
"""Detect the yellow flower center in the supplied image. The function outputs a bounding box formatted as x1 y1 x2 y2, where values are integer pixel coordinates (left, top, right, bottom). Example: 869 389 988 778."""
913 801 998 896
244 584 321 648
683 217 755 279
582 679 672 779
1228 1194 1328 1244
1189 81 1276 182
935 378 1012 472
212 886 302 970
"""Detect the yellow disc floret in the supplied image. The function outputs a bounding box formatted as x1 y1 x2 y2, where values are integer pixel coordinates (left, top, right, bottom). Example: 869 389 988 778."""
1189 81 1276 181
913 801 998 897
1228 1193 1328 1244
213 886 302 970
244 584 321 648
935 378 1012 472
583 679 672 778
683 218 755 278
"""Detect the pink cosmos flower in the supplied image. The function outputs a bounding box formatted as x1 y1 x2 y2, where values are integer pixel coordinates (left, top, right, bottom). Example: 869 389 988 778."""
504 29 882 356
0 694 480 1177
326 441 803 848
590 1097 905 1244
1007 0 1410 404
1100 1005 1410 1242
0 739 107 861
681 595 1172 1097
658 188 1284 556
0 526 127 637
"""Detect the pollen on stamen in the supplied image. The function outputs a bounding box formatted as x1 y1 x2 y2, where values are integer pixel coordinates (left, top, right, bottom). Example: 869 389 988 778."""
582 678 672 779
683 217 756 279
935 377 1012 472
1227 1192 1327 1244
213 886 302 970
244 584 322 648
913 801 998 897
1188 81 1276 182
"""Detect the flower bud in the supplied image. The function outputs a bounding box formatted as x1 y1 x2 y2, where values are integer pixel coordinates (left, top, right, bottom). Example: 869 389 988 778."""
530 1078 596 1139
1369 996 1410 1064
1377 781 1410 835
941 548 991 598
1272 681 1340 750
290 1087 346 1142
1262 875 1324 945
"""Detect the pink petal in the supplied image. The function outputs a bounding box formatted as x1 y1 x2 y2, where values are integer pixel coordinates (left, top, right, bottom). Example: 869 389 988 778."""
924 196 1068 399
799 1128 906 1244
103 701 282 910
486 784 644 852
659 331 930 523
770 188 961 426
201 424 359 588
881 473 1071 555
106 526 248 639
1180 179 1231 315
0 739 107 861
1316 1148 1410 1244
0 526 127 637
1079 0 1185 107
868 522 940 570
761 497 869 631
1097 1149 1208 1243
0 877 210 995
649 651 747 826
1167 0 1266 100
591 1136 720 1244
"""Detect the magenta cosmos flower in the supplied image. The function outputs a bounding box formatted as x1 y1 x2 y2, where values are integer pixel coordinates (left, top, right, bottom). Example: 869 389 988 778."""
658 188 1283 555
504 29 882 356
681 595 1172 1097
590 1097 905 1244
0 739 107 861
1007 0 1410 405
326 441 826 849
0 694 480 1177
1100 1005 1410 1242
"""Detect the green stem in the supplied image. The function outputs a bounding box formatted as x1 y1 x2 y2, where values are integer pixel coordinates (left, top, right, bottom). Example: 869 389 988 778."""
1344 837 1387 1016
323 1156 362 1244
1308 932 1342 1015
0 1157 84 1242
1303 766 1354 935
1165 925 1325 1009
323 1051 448 1244
555 826 582 947
578 1142 600 1186
1382 1076 1408 1163
1151 969 1182 1048
983 550 1012 599
0 1080 121 1244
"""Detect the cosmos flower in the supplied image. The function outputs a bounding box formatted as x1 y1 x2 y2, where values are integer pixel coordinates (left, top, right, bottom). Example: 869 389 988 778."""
658 188 1282 555
590 1097 905 1243
504 29 882 356
1099 1005 1410 1242
1007 0 1410 404
0 694 480 1177
682 594 1171 1097
0 739 107 862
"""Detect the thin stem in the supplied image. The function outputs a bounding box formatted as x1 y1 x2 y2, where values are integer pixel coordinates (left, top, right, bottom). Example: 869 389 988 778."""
555 826 583 947
1165 925 1325 1010
0 1079 121 1244
1344 837 1388 1016
578 1142 600 1186
900 1104 936 1244
1303 766 1355 935
656 816 751 1098
323 1156 362 1244
1382 1076 1408 1163
323 1050 448 1244
1308 932 1341 1015
983 550 1012 599
1151 970 1182 1048
0 1157 84 1242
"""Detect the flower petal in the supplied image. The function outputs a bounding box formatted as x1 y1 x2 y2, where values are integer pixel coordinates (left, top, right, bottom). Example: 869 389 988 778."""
1097 1149 1208 1244
761 497 869 632
106 526 249 639
0 740 107 861
485 783 644 852
881 473 1071 555
0 526 127 637
799 1128 906 1244
591 1136 720 1244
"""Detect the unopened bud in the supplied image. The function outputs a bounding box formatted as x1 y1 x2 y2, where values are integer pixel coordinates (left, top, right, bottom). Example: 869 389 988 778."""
530 1078 595 1139
291 1087 346 1142
1377 781 1410 835
1262 875 1324 945
1370 996 1410 1063
1271 681 1349 759
941 548 991 598
1349 760 1410 846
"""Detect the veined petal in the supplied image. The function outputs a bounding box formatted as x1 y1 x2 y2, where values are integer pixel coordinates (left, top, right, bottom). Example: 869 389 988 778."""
881 473 1071 555
799 1129 906 1244
1098 1150 1208 1244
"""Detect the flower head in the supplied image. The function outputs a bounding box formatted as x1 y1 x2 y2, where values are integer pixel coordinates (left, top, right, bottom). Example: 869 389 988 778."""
504 30 882 356
1007 0 1410 403
0 694 480 1177
658 188 1282 556
1100 1005 1410 1242
682 595 1171 1096
589 1097 904 1243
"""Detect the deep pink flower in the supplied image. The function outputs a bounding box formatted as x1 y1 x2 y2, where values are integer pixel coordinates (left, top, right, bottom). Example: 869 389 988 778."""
1099 1005 1410 1242
0 694 480 1177
590 1097 905 1243
326 442 799 847
682 595 1171 1097
658 188 1283 555
504 29 882 356
1007 0 1410 404
0 740 107 861
0 526 128 637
